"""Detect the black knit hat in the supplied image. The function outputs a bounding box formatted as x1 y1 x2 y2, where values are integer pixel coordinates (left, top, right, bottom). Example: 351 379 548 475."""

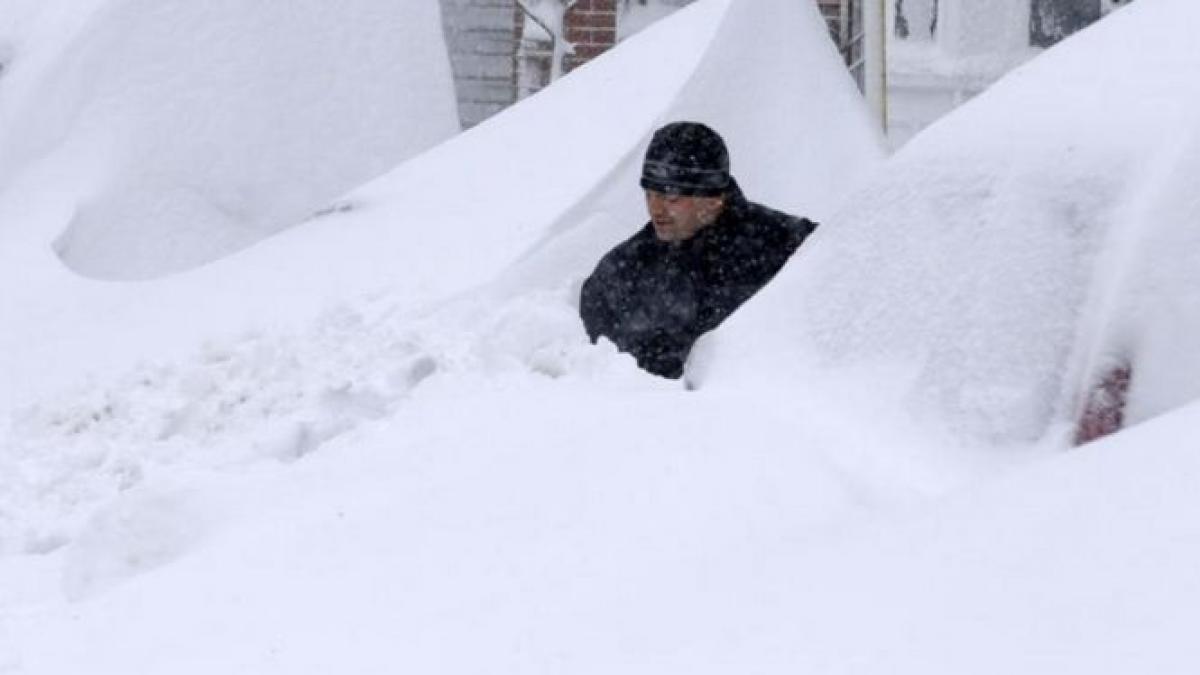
640 121 731 197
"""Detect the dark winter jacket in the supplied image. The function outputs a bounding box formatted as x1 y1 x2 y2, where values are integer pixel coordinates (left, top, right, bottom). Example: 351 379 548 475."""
579 181 817 378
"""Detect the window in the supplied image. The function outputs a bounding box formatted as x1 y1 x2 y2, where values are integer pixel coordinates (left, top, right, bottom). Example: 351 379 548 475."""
1030 0 1101 48
894 0 938 40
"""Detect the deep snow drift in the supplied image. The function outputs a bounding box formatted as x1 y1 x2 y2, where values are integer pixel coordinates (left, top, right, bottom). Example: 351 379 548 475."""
4 0 1200 673
701 0 1200 445
0 2 895 670
0 0 458 279
0 0 881 571
0 0 878 411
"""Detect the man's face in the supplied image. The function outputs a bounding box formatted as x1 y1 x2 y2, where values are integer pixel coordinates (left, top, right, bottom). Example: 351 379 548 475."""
645 190 725 243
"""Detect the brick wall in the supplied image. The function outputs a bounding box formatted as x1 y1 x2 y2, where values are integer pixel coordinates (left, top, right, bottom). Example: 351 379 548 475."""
560 0 850 73
563 0 619 73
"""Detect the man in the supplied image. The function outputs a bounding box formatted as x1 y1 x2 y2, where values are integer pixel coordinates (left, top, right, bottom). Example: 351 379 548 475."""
580 121 818 379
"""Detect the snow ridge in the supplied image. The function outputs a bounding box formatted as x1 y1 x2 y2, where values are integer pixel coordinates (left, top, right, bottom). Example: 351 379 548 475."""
0 283 647 558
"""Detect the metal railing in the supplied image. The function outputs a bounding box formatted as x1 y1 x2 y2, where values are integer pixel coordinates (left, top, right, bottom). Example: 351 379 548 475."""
842 0 866 90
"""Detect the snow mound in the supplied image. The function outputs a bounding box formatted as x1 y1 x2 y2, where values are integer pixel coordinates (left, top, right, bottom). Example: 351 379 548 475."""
7 372 895 674
0 0 728 411
758 399 1200 674
0 0 880 408
0 0 458 279
700 0 1200 444
0 285 648 556
0 0 882 565
61 486 211 601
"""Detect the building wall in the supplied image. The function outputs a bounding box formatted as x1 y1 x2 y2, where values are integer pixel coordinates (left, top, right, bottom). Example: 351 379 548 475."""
564 0 620 73
440 0 1129 138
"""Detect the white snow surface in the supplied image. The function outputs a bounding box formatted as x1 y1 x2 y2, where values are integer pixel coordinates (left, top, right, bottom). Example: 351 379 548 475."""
1 0 883 616
0 0 458 280
3 0 1200 673
700 0 1200 444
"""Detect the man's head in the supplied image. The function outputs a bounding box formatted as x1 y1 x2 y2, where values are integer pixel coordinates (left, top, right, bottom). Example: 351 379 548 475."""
640 122 731 242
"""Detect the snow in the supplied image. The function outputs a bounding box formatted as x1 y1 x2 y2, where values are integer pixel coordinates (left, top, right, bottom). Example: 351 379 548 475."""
6 382 871 673
755 399 1200 674
0 0 733 408
701 0 1200 444
0 0 880 577
2 0 1200 672
0 0 458 280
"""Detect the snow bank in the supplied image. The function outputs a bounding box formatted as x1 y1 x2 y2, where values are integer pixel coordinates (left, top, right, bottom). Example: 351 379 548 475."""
0 1 896 671
745 399 1200 674
0 287 630 556
0 0 880 408
4 374 884 674
0 0 881 557
0 0 726 411
9 1 1197 672
700 0 1200 444
0 0 458 279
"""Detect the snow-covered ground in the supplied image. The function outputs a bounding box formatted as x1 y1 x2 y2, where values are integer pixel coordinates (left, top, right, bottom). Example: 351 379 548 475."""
2 0 1199 672
0 0 458 280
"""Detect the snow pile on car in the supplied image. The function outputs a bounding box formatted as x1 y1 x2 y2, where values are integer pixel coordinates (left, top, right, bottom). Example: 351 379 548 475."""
701 0 1200 445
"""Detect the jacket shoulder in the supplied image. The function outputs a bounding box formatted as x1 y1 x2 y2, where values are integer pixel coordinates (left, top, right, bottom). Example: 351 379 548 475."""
745 200 816 233
591 224 656 274
735 200 817 251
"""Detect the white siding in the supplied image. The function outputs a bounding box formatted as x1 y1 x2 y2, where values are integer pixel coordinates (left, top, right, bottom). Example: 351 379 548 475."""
440 0 518 128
